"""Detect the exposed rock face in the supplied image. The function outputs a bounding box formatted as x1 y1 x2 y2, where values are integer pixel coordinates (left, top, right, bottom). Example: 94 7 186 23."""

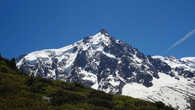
17 30 195 110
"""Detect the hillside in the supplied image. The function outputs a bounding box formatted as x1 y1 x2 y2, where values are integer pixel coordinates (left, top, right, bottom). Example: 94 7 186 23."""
0 56 175 110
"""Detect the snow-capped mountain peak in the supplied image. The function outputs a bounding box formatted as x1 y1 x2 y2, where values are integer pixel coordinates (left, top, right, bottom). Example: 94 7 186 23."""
17 31 195 110
99 29 110 36
83 30 111 47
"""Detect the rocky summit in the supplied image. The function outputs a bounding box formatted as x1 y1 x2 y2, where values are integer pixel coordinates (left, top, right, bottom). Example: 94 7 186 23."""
17 30 195 110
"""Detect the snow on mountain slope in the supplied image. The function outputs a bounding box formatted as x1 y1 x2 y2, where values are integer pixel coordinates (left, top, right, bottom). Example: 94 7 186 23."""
123 72 195 110
181 57 195 68
152 56 195 72
17 30 195 110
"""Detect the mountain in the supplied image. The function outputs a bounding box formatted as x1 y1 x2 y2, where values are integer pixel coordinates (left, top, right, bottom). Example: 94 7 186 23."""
17 29 195 110
0 55 174 110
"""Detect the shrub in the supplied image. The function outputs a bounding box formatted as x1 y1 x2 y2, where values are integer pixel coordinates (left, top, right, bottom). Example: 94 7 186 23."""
50 90 86 106
0 66 8 73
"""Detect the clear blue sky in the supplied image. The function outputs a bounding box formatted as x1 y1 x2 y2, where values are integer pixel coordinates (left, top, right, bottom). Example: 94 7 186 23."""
0 0 195 59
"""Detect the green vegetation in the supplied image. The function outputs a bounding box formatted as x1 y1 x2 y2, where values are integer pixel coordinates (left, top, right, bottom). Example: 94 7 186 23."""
0 55 175 110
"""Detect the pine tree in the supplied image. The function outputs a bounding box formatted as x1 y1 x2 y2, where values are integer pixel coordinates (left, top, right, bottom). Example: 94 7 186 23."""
10 58 17 70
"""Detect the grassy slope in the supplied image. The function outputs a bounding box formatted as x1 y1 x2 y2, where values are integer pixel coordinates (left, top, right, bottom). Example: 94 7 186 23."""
0 56 175 110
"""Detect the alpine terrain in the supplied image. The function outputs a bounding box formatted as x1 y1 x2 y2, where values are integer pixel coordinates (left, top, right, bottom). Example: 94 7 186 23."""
17 30 195 110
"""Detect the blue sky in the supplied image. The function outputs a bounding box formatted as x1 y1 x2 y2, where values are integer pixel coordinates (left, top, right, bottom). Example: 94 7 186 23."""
0 0 195 58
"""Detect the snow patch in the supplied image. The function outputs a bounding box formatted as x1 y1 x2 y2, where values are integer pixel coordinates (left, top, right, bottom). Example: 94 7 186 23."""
102 51 116 59
107 75 120 86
